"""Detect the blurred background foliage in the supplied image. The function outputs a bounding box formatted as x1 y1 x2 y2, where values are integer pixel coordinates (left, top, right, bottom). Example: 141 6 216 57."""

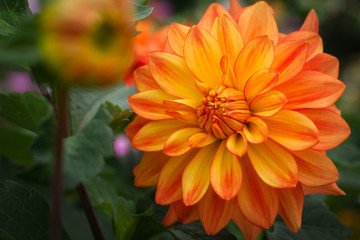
0 0 359 239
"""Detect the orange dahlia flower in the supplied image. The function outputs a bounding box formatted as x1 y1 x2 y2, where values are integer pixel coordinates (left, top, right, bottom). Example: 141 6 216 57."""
127 1 350 239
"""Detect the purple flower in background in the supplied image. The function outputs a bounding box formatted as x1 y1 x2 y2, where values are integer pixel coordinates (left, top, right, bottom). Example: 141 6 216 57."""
29 0 40 13
114 134 131 157
5 72 38 93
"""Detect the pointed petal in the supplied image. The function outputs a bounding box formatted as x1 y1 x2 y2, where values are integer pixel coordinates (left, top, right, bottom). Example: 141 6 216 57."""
148 52 202 99
126 116 150 141
165 110 198 125
134 151 170 187
133 65 159 92
168 23 190 56
293 149 339 187
302 182 345 196
163 98 200 111
234 36 275 90
226 132 247 157
247 140 298 188
132 120 190 151
238 155 279 228
184 26 223 88
297 109 350 150
274 71 345 109
220 55 237 88
238 1 278 44
264 110 319 151
198 187 236 235
272 41 309 85
156 150 198 205
300 9 319 33
250 90 287 117
164 128 203 156
163 204 178 226
128 89 176 120
211 15 244 66
243 117 268 144
282 31 322 60
232 205 262 240
244 68 278 101
187 132 218 148
278 184 304 232
229 0 243 22
174 200 199 223
182 143 220 206
210 140 242 200
198 3 232 32
303 53 339 78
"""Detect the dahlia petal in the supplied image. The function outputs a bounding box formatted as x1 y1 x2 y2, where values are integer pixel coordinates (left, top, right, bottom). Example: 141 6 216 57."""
264 110 319 151
238 155 279 228
244 68 279 101
126 116 150 142
282 31 322 59
134 151 170 187
274 71 345 109
247 140 298 188
297 109 350 150
243 117 268 144
188 132 219 148
211 14 244 66
148 52 201 99
293 149 339 187
302 182 345 196
300 9 319 33
222 116 245 132
238 1 279 44
250 90 287 117
163 204 178 226
168 23 190 56
278 184 304 233
132 120 190 151
229 0 243 22
182 142 220 206
163 98 200 111
220 56 237 88
165 110 198 125
226 132 247 157
303 53 339 78
272 41 308 85
198 3 232 32
174 200 199 223
232 205 262 240
234 36 275 90
224 110 251 123
184 26 223 88
156 150 198 205
133 65 159 92
164 128 203 156
211 140 242 200
128 89 176 120
198 187 236 235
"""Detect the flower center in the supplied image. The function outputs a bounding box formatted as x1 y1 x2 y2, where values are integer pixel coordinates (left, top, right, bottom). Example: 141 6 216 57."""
197 85 251 139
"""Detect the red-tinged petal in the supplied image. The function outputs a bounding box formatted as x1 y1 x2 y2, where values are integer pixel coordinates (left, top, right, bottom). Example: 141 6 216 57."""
303 53 339 78
197 187 236 235
226 132 247 157
279 32 287 42
238 1 279 44
220 56 237 88
302 182 345 196
163 204 178 226
211 15 244 66
297 109 350 150
229 0 243 22
232 205 262 240
250 90 287 117
128 89 176 120
210 140 242 200
126 116 150 142
292 149 339 187
198 3 232 32
238 154 279 229
243 117 268 144
187 132 218 148
133 65 159 92
244 68 279 101
234 36 275 90
182 142 220 206
134 151 170 187
274 71 345 109
184 26 223 88
264 110 319 151
174 200 199 224
282 31 322 60
164 128 203 156
168 23 190 56
156 150 198 205
272 41 308 85
132 120 190 151
278 184 304 233
247 140 298 188
165 110 198 125
300 9 319 33
148 52 202 99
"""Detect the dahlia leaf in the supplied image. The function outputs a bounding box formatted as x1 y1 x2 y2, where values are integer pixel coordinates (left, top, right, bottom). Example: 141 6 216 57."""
0 0 31 36
135 5 153 21
104 101 135 134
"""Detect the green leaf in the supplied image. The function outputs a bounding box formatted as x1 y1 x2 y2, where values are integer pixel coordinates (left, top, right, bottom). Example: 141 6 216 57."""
104 101 135 134
63 105 114 188
0 125 36 166
115 200 140 240
136 0 149 6
135 5 153 21
0 92 53 133
327 141 360 168
226 221 247 240
0 0 31 36
266 196 351 240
